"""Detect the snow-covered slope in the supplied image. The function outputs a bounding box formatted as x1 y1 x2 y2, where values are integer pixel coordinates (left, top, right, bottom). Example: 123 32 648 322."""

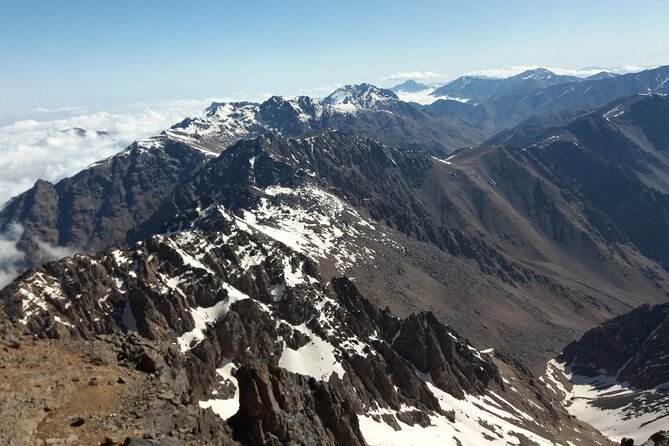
238 182 379 271
544 360 669 443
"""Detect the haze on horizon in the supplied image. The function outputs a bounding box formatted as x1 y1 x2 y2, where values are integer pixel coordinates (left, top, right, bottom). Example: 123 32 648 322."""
1 0 668 115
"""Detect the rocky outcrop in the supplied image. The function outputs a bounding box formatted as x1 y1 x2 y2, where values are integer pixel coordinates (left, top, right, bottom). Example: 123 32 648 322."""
390 312 499 397
0 137 211 269
548 303 669 443
621 431 669 446
646 432 669 446
229 364 366 446
332 276 500 399
560 302 669 388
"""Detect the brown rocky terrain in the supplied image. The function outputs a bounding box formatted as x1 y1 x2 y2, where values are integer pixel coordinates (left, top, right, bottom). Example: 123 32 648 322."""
0 334 230 446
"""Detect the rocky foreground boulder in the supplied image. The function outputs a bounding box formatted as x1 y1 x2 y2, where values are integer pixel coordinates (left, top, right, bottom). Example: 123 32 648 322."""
620 431 669 445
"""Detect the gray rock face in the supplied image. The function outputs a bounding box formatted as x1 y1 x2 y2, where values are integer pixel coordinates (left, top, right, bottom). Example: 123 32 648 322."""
621 431 669 446
0 137 211 269
488 94 669 268
229 364 366 446
561 303 669 389
552 304 669 443
390 312 497 398
646 431 669 446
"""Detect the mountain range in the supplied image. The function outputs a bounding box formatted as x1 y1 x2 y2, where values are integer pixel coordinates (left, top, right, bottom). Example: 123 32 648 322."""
2 65 669 445
430 68 581 103
425 66 669 138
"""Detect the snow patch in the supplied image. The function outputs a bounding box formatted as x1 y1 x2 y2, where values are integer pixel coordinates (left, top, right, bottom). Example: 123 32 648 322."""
359 376 558 446
177 283 250 352
545 359 669 443
279 324 345 381
198 359 240 420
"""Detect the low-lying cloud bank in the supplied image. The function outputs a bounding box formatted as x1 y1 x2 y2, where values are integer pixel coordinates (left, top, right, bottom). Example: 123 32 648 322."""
0 221 82 289
0 221 26 289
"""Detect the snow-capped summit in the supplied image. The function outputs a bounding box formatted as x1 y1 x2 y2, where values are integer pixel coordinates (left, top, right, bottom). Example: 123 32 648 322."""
511 67 558 81
390 79 430 93
586 71 619 80
323 83 399 111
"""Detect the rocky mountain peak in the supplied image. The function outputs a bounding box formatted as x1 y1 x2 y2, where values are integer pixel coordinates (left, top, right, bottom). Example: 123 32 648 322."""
162 85 465 157
7 65 669 444
587 71 619 80
323 83 399 110
390 80 430 93
512 67 558 80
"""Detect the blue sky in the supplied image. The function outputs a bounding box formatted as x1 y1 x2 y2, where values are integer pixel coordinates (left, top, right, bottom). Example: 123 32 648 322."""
1 0 668 113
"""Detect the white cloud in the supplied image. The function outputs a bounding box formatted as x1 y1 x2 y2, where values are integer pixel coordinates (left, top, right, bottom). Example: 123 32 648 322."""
295 84 342 99
394 89 469 105
0 220 83 289
380 71 444 82
467 65 648 79
33 239 79 260
0 221 25 289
